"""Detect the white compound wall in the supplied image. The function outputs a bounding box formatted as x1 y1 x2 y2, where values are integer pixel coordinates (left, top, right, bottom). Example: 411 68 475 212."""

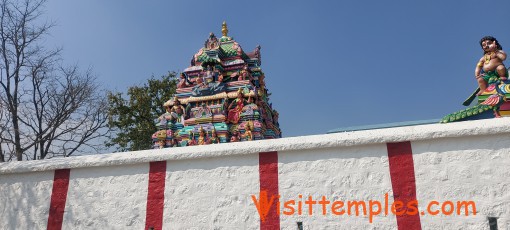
1 118 510 230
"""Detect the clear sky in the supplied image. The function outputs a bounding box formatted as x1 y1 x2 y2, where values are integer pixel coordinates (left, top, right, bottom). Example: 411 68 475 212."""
43 0 510 137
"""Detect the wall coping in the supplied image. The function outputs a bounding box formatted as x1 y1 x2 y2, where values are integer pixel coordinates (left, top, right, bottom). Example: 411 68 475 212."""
1 118 510 174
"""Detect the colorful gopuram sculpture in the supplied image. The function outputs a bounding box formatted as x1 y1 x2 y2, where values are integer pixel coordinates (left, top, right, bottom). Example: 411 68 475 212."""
152 22 281 148
442 36 510 123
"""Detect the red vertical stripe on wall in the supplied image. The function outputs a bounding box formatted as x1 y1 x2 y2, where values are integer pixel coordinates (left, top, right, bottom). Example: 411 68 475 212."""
47 169 71 230
387 142 422 230
145 161 167 230
259 151 280 230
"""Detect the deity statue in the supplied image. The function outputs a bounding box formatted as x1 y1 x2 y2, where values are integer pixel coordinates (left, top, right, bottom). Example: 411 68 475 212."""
170 97 186 124
239 65 251 81
195 77 207 89
177 72 192 89
226 89 246 124
188 131 196 146
230 130 240 142
475 36 508 95
259 73 265 86
242 122 254 141
272 110 280 126
205 32 219 50
197 126 206 145
256 99 272 126
442 36 509 123
157 105 172 129
191 68 226 97
207 129 219 144
243 96 255 110
254 45 261 60
204 66 215 83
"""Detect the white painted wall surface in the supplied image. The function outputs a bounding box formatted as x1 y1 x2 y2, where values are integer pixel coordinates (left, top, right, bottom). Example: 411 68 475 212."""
165 154 260 229
278 145 398 229
0 118 509 229
63 163 149 229
413 134 510 230
0 171 54 230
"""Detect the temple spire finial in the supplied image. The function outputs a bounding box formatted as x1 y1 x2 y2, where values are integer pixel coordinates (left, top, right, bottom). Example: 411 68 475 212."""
222 21 228 37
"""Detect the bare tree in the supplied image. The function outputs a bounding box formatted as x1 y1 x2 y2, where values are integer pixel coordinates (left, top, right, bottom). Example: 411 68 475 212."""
0 0 108 161
0 98 6 162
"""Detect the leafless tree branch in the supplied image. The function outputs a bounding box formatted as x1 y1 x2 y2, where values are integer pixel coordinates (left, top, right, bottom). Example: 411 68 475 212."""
0 0 109 161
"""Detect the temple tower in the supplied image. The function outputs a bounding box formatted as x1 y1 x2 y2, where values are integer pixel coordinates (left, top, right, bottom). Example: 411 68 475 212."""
153 22 281 147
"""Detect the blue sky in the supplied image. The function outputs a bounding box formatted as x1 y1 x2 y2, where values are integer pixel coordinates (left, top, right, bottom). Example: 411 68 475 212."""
44 0 510 137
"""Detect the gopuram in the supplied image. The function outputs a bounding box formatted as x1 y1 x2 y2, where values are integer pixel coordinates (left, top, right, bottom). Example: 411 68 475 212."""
152 22 281 148
442 36 510 123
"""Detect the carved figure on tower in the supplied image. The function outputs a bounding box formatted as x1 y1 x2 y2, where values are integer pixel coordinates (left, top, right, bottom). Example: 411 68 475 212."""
170 97 186 124
177 72 192 89
239 65 251 81
227 89 247 124
242 121 254 141
205 32 219 50
207 128 220 144
197 126 207 145
442 36 510 123
475 36 508 95
230 130 240 142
